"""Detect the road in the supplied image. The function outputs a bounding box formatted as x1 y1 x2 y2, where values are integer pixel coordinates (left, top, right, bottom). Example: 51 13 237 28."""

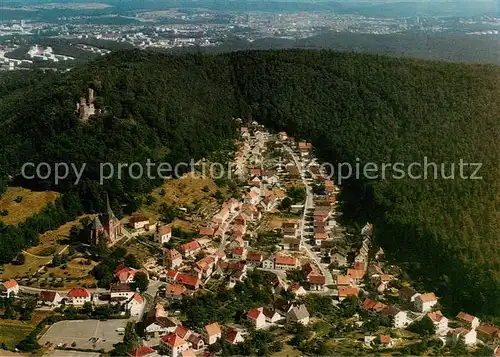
284 145 334 286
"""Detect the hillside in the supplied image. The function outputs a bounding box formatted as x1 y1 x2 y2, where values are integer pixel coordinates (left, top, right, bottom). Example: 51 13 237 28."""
1 49 500 316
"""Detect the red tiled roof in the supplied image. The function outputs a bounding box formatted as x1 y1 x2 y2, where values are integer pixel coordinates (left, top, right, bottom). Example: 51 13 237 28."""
199 227 215 236
308 275 326 285
338 287 360 298
161 333 188 347
175 273 200 289
204 322 221 337
67 287 90 298
247 307 263 320
175 325 190 339
380 335 392 344
275 255 297 266
418 292 437 303
40 290 58 302
347 269 365 280
166 283 186 296
246 252 263 262
233 247 245 256
3 279 18 289
225 328 241 344
457 312 477 323
428 311 446 323
128 345 156 357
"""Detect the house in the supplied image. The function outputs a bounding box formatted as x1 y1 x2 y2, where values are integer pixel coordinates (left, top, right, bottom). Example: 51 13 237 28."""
361 298 387 313
246 252 264 266
165 284 187 300
379 335 393 348
398 287 420 302
244 190 260 205
39 290 62 306
262 258 274 269
286 304 310 325
155 225 172 244
128 345 159 357
314 233 328 246
247 307 267 329
477 324 500 342
307 275 326 291
232 246 247 260
114 264 140 283
145 315 178 337
160 333 189 357
195 256 216 279
447 327 477 346
427 311 449 335
178 241 201 258
338 287 360 301
494 346 500 357
414 292 438 312
274 255 298 270
164 249 183 269
202 322 222 345
66 287 91 306
166 270 179 283
263 308 282 324
287 283 307 297
174 325 191 340
126 293 144 317
187 333 205 350
336 275 352 287
456 312 480 329
380 306 408 329
274 298 293 316
225 328 244 344
279 238 301 251
175 273 201 290
199 227 215 237
110 283 135 301
0 279 19 298
347 269 365 285
129 214 150 230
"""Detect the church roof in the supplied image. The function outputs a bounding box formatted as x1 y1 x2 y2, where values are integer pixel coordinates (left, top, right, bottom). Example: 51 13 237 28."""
91 216 103 229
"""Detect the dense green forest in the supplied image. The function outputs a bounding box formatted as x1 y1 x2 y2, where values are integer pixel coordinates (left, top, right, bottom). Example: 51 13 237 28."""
1 49 500 317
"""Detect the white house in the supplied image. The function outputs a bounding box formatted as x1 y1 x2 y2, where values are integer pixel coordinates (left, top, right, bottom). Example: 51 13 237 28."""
247 307 267 329
427 311 449 335
381 306 408 329
160 333 189 357
39 290 63 307
110 283 135 301
155 226 172 244
447 327 477 346
126 293 145 318
262 258 274 269
0 280 19 298
414 292 438 312
456 312 480 329
66 287 91 306
202 323 222 345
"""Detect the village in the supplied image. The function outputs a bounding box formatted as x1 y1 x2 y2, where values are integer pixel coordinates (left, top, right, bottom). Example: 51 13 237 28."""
0 119 499 357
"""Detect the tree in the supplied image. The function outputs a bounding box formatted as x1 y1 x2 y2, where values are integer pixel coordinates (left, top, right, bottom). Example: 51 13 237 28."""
279 197 292 211
407 316 436 336
124 254 140 269
82 301 93 315
132 272 149 293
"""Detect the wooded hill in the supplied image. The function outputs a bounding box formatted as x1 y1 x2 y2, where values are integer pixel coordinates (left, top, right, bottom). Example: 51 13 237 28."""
1 49 500 317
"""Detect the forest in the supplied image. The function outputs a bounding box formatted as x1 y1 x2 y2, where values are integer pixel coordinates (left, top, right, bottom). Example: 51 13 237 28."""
1 48 500 317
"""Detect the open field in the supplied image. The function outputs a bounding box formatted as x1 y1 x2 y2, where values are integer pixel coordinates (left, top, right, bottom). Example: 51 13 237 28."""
0 187 59 225
153 172 221 207
0 320 35 350
0 254 52 279
39 319 129 352
26 215 92 256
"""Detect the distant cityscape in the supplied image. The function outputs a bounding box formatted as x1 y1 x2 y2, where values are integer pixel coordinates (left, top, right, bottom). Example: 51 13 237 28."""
1 7 500 71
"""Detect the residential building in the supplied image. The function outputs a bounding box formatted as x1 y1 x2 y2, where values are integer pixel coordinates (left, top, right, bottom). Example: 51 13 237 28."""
129 214 150 229
145 315 178 338
225 328 244 344
414 292 438 312
477 324 500 342
398 287 420 302
0 279 19 297
380 306 408 329
164 249 183 269
427 311 449 335
263 308 282 324
262 258 274 269
178 240 201 258
110 283 135 301
187 333 205 350
447 327 477 346
456 312 480 329
246 252 264 266
202 322 222 345
160 333 189 357
274 255 298 270
379 335 393 348
126 293 144 317
39 290 62 306
338 287 360 301
175 273 201 290
128 345 159 357
165 284 187 301
247 307 267 329
307 275 326 291
286 304 310 325
66 287 91 306
155 225 172 244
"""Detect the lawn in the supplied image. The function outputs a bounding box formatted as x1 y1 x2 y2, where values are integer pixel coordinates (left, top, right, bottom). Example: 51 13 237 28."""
0 320 35 350
0 254 52 279
0 187 59 225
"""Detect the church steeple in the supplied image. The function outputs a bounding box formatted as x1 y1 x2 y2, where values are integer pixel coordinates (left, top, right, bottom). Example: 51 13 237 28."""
104 193 117 221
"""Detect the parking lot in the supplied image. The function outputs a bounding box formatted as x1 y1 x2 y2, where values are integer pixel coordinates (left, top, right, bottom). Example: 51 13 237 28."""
39 319 129 352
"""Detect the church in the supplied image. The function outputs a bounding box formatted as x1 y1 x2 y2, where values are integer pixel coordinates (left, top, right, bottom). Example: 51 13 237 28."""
89 195 124 246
